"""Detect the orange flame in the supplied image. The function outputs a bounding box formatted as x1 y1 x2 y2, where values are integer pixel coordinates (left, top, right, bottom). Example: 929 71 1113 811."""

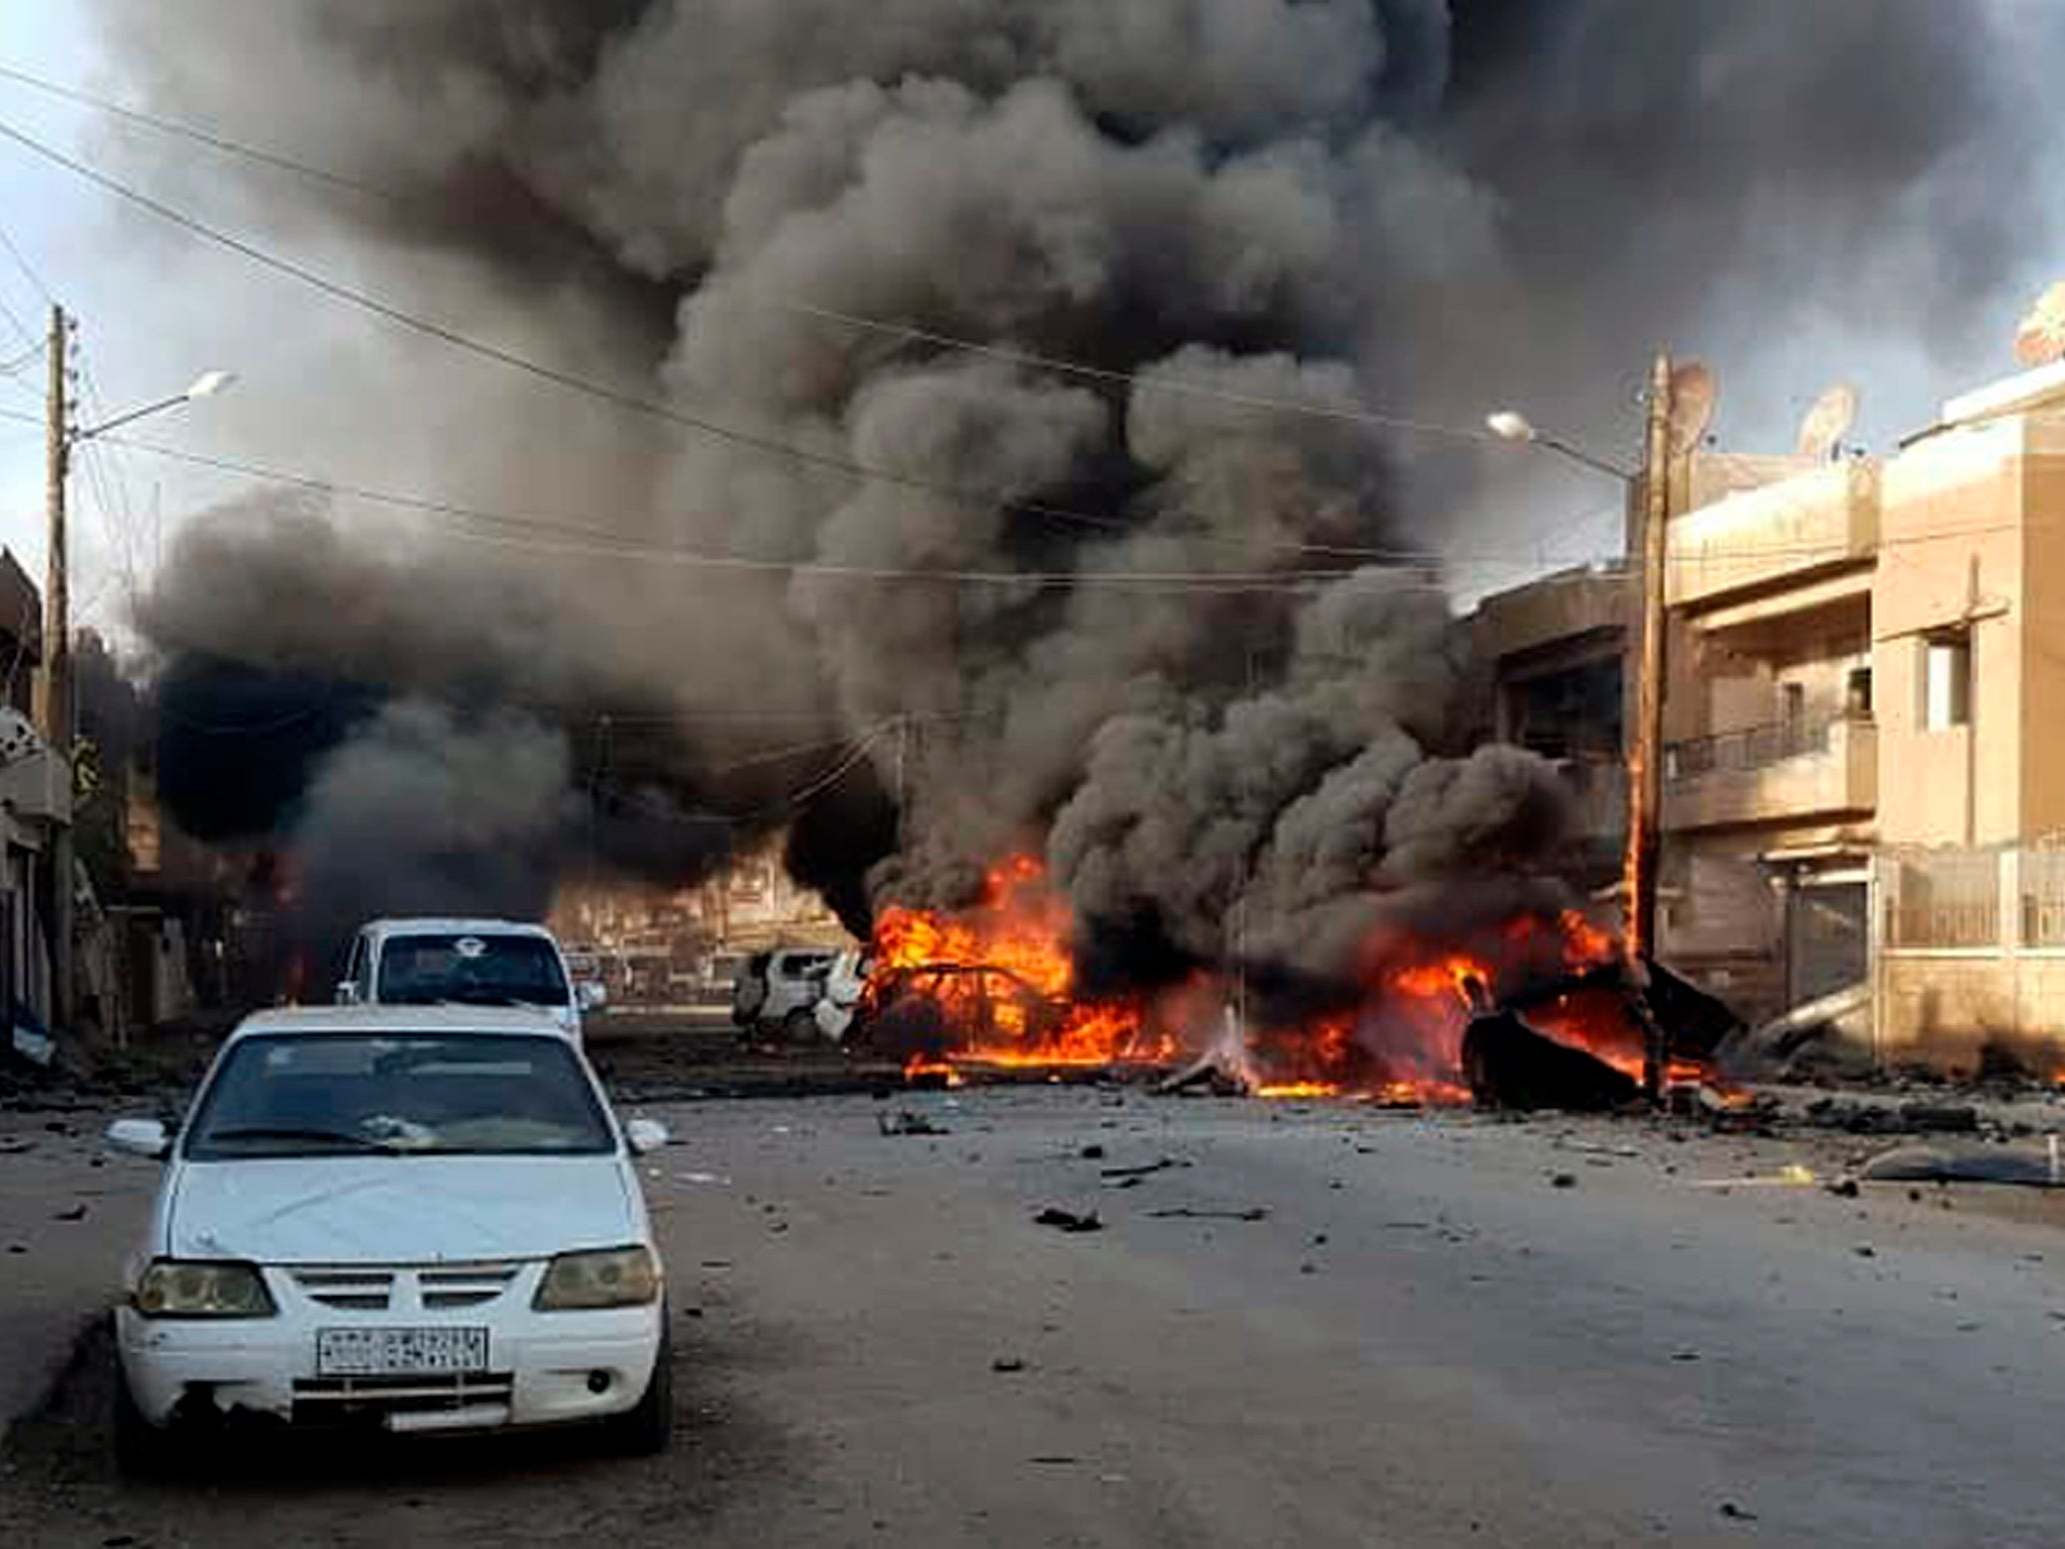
871 856 1174 1078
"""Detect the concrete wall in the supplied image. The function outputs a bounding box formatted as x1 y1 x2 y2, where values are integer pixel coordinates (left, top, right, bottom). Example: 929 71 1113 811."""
2019 413 2065 839
1667 460 1879 608
1874 416 2026 847
1878 953 2065 1069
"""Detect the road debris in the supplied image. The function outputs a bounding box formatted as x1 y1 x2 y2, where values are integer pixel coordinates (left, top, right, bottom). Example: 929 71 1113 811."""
878 1110 949 1137
1550 1172 1578 1189
1145 1206 1268 1221
1033 1206 1103 1233
1862 1143 2064 1189
51 1203 86 1222
991 1356 1027 1373
1099 1158 1187 1180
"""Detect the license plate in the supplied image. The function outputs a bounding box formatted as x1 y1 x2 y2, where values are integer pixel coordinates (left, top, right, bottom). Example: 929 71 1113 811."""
317 1327 489 1376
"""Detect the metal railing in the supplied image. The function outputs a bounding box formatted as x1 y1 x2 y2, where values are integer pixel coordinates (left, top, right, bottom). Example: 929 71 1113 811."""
1883 849 2001 950
1664 713 1860 782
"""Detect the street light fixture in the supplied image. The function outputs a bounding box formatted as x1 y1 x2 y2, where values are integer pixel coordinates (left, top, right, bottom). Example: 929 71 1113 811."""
1484 408 1634 483
1487 362 1679 1102
35 298 237 1039
74 368 236 443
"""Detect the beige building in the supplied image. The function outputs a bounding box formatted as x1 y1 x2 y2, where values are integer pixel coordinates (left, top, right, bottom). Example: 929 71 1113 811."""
1475 355 2065 1069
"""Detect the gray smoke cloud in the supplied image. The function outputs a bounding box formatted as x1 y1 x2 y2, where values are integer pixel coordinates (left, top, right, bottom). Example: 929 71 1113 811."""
290 699 573 951
91 0 2064 985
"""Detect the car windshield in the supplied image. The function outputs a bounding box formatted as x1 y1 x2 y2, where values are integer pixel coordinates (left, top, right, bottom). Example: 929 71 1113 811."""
183 1033 616 1159
376 933 569 1007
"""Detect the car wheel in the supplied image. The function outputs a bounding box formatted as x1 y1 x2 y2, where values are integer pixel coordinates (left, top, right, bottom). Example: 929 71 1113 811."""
782 1008 818 1046
608 1313 674 1456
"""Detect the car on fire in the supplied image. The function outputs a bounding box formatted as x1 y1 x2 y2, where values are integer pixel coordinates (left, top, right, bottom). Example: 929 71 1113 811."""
846 962 1068 1057
103 1006 673 1470
336 918 602 1041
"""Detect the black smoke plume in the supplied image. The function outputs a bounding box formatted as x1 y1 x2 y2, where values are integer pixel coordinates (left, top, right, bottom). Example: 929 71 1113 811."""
93 0 2059 987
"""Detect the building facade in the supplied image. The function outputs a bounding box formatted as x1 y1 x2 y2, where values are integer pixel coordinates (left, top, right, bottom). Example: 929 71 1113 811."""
1475 356 2065 1068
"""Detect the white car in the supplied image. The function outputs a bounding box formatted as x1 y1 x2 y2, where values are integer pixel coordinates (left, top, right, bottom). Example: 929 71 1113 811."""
731 947 839 1042
336 919 602 1041
104 1006 672 1470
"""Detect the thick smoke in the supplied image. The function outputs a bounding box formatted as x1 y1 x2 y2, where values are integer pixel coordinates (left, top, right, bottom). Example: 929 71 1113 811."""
94 0 2062 986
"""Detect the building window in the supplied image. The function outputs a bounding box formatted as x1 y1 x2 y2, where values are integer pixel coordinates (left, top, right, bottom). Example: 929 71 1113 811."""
1781 682 1805 724
1846 665 1873 719
1923 631 1971 731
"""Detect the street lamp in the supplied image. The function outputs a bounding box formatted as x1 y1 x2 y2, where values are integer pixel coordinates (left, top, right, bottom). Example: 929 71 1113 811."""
74 368 237 443
1484 409 1635 483
1487 360 1678 1101
37 296 236 1036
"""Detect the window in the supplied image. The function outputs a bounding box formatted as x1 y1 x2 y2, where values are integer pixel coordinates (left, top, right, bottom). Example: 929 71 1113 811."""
183 1033 614 1158
1923 632 1971 730
1781 682 1805 723
375 933 570 1008
1846 666 1873 718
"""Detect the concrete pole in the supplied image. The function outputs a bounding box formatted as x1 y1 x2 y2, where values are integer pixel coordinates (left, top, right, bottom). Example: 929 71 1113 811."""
40 304 74 1034
1627 351 1673 1097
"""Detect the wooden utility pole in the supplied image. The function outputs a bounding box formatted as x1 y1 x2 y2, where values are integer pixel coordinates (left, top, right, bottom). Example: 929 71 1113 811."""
39 303 75 1032
1627 350 1673 1097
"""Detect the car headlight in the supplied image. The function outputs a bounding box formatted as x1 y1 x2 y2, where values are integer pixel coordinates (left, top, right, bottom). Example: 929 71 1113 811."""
533 1246 660 1310
133 1259 276 1319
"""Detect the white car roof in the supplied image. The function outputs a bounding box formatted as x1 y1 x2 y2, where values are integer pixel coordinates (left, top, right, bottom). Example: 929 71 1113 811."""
229 1005 573 1043
361 918 559 943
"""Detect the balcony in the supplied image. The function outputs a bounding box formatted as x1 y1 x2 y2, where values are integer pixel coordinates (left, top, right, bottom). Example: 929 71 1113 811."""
1662 715 1876 831
1666 459 1879 609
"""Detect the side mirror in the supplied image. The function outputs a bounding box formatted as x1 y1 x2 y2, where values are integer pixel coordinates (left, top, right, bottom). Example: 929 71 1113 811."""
106 1118 170 1160
578 981 607 1012
624 1118 669 1155
335 981 358 1006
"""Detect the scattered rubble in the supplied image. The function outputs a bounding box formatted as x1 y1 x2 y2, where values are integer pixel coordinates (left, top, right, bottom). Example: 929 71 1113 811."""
1099 1158 1186 1181
877 1110 949 1137
1033 1206 1103 1233
1146 1206 1268 1222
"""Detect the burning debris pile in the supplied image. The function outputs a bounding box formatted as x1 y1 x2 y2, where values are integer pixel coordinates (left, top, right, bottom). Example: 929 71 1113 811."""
850 854 1732 1107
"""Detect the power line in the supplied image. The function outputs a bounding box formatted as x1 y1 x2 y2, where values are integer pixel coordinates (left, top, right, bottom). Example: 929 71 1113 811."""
771 299 1494 445
8 404 2034 582
0 61 404 207
0 62 1503 451
0 212 53 305
0 114 1434 566
0 405 1427 592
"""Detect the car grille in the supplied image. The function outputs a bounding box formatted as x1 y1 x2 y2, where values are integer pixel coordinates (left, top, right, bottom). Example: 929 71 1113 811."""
291 1371 515 1425
287 1262 523 1312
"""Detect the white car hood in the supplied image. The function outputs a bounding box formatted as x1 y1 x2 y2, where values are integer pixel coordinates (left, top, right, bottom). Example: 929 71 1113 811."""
168 1155 637 1263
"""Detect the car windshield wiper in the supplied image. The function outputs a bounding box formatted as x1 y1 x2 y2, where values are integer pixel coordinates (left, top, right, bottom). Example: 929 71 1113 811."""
201 1125 399 1153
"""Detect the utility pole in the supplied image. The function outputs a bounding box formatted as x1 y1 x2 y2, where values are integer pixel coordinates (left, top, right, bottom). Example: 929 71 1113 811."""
1628 351 1674 1098
39 303 75 1034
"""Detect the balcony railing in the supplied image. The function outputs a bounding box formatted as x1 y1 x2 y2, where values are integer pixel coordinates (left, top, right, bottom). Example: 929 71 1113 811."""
1661 714 1875 830
1665 714 1856 782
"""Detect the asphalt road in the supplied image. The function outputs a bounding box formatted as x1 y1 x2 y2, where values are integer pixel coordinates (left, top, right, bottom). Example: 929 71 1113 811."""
4 1086 2064 1547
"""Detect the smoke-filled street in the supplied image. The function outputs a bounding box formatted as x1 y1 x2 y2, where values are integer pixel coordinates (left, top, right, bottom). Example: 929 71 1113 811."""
8 4 2065 1545
6 1083 2064 1549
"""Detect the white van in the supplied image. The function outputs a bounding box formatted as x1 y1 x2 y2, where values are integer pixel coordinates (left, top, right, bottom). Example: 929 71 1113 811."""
336 918 601 1041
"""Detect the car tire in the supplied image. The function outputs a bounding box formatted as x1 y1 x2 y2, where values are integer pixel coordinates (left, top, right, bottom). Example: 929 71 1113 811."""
782 1008 817 1046
608 1313 674 1456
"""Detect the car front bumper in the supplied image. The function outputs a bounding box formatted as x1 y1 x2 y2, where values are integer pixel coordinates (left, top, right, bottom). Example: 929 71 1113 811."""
116 1298 663 1434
